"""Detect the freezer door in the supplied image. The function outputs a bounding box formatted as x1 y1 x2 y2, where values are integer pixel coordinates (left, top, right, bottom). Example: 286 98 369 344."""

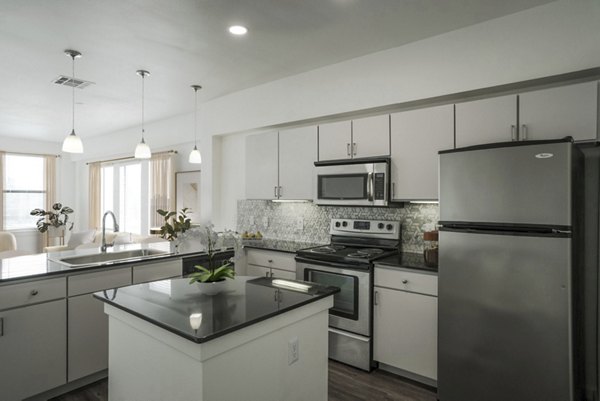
438 230 573 401
439 141 572 227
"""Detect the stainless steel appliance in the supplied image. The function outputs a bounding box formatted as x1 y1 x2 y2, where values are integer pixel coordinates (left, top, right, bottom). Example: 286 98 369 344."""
313 158 389 206
296 218 400 371
438 138 585 401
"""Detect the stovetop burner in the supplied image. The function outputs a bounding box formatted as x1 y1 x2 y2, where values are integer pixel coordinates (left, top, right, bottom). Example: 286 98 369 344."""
310 245 346 254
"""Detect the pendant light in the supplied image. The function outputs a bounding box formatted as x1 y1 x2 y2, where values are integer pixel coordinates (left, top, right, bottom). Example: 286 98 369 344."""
134 69 151 159
188 85 202 164
61 49 84 153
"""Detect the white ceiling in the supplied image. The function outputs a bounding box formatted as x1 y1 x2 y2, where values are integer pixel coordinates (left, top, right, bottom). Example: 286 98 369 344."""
0 0 554 142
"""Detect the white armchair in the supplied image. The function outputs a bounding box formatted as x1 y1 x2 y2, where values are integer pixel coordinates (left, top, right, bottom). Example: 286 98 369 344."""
0 231 17 252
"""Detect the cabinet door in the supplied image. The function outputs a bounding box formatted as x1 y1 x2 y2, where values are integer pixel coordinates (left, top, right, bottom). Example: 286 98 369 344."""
352 115 390 158
247 264 271 278
278 126 317 200
68 294 108 381
390 105 454 200
245 131 278 199
374 287 437 380
519 81 598 142
318 120 352 161
0 300 67 400
456 95 517 147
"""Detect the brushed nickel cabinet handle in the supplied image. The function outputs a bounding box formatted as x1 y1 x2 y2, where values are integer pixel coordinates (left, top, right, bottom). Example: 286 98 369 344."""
274 186 278 197
374 291 379 306
30 290 39 296
278 186 282 197
265 271 270 278
402 279 408 284
346 143 351 156
521 124 528 141
511 125 517 141
353 142 357 156
392 182 395 199
268 259 273 263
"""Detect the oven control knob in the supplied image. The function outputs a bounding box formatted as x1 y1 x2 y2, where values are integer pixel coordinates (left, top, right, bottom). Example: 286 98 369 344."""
378 223 384 230
335 222 341 228
386 224 394 231
342 221 348 227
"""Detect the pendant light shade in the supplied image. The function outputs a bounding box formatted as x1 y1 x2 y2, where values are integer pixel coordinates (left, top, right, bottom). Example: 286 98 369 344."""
135 70 151 159
188 85 202 164
62 50 84 153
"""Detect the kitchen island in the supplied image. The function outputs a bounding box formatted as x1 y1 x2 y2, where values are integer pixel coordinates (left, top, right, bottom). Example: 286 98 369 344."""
94 276 338 401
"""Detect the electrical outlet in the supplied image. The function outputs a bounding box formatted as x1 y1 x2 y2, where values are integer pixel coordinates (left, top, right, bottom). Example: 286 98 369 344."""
288 337 299 365
295 217 304 231
262 216 269 228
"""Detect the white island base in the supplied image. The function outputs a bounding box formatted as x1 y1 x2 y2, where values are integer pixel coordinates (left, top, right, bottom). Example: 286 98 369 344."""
104 297 333 401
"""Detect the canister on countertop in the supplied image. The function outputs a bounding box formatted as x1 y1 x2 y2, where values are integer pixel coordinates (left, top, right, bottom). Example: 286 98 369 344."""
423 230 438 268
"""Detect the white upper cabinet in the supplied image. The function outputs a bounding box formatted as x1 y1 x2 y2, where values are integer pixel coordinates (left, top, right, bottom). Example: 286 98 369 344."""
455 95 517 148
390 105 454 201
245 131 279 199
318 115 390 161
245 127 316 200
279 126 317 200
318 120 352 161
352 115 390 158
519 81 598 142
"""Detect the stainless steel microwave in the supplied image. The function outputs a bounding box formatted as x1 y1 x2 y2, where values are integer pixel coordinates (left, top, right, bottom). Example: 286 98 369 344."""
313 158 390 206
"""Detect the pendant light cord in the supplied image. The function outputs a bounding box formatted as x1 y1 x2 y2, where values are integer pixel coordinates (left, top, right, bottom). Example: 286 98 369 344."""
71 54 75 133
141 72 145 140
194 87 198 146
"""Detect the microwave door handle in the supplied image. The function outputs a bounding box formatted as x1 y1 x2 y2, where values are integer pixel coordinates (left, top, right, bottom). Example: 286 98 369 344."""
367 172 374 202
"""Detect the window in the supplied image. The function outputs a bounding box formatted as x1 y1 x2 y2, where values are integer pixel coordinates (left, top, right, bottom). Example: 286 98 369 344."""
2 154 46 230
100 161 146 234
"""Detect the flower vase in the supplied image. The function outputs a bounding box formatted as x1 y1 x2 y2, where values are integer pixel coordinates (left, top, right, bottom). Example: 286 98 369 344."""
196 280 227 296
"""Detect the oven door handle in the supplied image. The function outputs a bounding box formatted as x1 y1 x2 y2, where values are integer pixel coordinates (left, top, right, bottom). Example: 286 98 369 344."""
328 327 370 342
367 172 374 202
295 256 371 271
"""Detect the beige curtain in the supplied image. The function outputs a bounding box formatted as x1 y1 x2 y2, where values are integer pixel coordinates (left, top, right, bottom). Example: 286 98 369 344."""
88 162 101 229
0 151 4 229
44 156 57 245
149 152 175 227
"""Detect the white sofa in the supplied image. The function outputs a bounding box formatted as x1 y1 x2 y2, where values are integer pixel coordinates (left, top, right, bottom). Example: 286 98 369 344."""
44 229 167 253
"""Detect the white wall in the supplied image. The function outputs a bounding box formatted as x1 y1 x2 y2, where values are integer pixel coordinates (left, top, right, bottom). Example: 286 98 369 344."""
66 0 600 231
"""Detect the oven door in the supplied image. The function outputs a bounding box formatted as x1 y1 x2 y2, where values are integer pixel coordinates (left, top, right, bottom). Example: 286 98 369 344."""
296 260 371 337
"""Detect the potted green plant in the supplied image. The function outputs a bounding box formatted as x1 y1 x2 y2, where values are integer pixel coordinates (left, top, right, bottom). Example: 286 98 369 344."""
30 203 74 233
157 208 192 252
188 225 237 295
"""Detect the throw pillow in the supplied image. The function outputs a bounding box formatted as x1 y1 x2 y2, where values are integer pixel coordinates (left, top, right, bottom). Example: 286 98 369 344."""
68 229 96 248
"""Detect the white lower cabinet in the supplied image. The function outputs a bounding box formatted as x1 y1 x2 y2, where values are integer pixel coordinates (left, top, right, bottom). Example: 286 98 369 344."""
374 267 438 383
245 248 296 279
0 299 67 400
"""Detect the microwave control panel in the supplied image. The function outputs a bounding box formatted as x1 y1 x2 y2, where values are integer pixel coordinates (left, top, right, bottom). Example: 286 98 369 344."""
374 173 385 200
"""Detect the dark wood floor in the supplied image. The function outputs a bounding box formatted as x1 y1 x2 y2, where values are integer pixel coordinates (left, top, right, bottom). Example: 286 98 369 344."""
50 361 437 401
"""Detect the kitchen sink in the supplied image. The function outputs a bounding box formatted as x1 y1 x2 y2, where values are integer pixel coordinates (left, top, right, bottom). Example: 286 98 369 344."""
56 249 168 267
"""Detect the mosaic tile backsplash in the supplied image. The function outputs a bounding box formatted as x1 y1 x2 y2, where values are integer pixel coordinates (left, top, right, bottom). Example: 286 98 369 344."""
237 200 439 253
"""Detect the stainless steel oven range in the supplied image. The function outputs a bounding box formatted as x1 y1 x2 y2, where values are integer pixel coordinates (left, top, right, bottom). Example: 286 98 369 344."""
296 218 400 371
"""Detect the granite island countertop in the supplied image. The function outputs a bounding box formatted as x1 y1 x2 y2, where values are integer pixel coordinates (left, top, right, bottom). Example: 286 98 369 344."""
93 276 339 343
242 238 326 253
0 242 211 283
375 252 438 273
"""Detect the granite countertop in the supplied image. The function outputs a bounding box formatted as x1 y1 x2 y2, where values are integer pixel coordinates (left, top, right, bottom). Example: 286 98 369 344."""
375 252 438 273
93 276 339 343
242 238 326 253
0 242 206 284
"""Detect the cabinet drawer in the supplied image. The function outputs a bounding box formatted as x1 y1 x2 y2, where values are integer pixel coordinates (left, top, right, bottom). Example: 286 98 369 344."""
133 259 182 284
375 267 437 296
0 277 66 310
246 249 296 272
68 267 132 296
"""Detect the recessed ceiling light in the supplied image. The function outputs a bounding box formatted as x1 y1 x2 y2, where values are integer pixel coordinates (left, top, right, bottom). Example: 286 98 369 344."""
228 25 248 35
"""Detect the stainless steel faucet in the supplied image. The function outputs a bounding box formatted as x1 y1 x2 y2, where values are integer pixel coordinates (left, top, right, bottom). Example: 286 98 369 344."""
101 210 120 252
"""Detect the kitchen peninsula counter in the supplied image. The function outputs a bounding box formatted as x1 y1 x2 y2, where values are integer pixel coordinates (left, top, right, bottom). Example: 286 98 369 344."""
94 276 338 401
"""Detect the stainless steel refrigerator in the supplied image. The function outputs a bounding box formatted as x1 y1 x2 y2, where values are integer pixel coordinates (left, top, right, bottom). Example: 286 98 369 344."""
438 138 586 401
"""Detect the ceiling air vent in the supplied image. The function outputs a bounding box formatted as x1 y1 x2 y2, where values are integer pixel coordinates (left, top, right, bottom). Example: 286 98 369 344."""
52 75 94 89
